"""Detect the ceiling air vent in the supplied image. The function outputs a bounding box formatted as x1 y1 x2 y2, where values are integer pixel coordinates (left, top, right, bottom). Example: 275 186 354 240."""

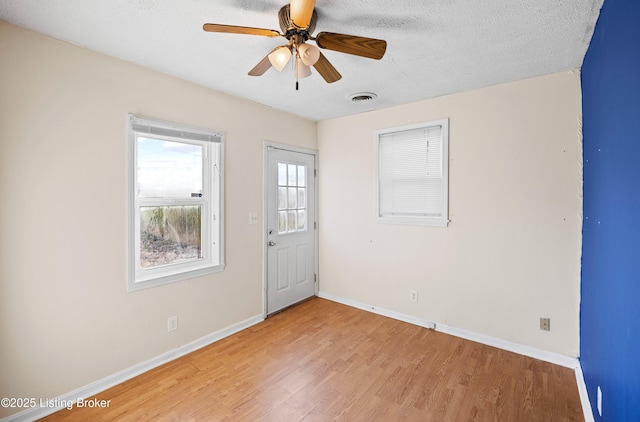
349 92 377 103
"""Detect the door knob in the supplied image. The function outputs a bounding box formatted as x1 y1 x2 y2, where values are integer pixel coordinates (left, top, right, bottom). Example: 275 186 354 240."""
268 240 276 246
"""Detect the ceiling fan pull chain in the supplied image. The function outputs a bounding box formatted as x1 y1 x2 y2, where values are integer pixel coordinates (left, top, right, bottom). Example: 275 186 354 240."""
295 50 300 90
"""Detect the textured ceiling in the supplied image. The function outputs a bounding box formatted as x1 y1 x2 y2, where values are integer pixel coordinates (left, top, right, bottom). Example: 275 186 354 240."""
0 0 603 121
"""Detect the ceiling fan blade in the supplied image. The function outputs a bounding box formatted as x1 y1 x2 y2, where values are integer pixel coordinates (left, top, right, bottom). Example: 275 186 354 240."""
248 54 273 76
203 23 281 38
289 0 316 29
313 52 341 83
315 32 387 60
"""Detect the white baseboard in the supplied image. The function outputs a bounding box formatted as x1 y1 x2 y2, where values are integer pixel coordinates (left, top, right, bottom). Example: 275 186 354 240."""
575 363 595 422
317 291 593 419
1 314 264 422
317 291 577 367
434 322 579 369
316 291 437 330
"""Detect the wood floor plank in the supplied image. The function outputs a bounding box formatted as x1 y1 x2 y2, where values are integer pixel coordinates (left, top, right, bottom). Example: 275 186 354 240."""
40 298 583 421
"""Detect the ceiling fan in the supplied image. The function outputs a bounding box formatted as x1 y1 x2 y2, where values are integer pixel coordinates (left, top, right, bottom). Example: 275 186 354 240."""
203 0 387 89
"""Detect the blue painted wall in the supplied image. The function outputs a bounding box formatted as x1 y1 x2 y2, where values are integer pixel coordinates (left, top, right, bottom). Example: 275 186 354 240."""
581 0 640 420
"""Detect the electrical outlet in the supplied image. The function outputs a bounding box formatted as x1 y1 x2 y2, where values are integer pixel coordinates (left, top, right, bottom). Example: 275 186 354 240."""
597 386 602 416
409 290 418 302
249 212 258 224
167 315 178 332
540 317 550 331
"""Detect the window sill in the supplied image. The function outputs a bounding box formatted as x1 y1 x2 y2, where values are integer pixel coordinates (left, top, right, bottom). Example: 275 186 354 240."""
375 216 449 227
128 263 225 292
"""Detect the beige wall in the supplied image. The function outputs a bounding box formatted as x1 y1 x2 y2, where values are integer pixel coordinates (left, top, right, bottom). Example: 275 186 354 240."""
318 71 583 357
0 21 316 417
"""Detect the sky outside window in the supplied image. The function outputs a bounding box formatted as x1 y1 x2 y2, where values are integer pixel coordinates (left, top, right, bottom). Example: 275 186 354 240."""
137 137 203 198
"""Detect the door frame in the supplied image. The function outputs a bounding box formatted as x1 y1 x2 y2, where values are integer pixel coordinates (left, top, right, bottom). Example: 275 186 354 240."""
263 141 319 318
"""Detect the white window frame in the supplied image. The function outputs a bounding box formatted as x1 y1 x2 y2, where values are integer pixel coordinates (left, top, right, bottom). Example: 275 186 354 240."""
374 119 449 227
127 114 224 291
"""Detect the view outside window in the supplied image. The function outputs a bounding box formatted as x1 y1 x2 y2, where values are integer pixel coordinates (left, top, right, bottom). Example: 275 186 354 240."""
137 137 204 268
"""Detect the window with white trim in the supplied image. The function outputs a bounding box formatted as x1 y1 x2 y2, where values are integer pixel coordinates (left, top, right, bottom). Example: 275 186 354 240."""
375 119 449 227
127 115 224 291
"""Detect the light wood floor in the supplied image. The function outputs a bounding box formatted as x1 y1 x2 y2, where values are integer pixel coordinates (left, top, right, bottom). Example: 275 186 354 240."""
41 298 583 421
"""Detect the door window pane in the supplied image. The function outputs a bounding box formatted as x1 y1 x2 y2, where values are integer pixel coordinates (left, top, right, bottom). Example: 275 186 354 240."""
278 187 287 210
288 187 297 209
278 211 287 233
288 164 297 186
287 210 297 232
277 162 309 234
297 210 306 230
278 163 287 186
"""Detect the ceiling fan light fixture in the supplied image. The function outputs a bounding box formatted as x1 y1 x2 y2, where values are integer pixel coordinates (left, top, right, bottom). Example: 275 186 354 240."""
268 45 292 72
297 43 320 66
295 57 312 79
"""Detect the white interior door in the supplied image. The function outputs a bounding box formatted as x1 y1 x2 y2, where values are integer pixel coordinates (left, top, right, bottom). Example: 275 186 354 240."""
266 146 316 315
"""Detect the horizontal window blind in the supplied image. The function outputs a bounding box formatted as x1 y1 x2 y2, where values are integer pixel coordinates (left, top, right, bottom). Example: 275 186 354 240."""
131 116 222 144
378 125 443 217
